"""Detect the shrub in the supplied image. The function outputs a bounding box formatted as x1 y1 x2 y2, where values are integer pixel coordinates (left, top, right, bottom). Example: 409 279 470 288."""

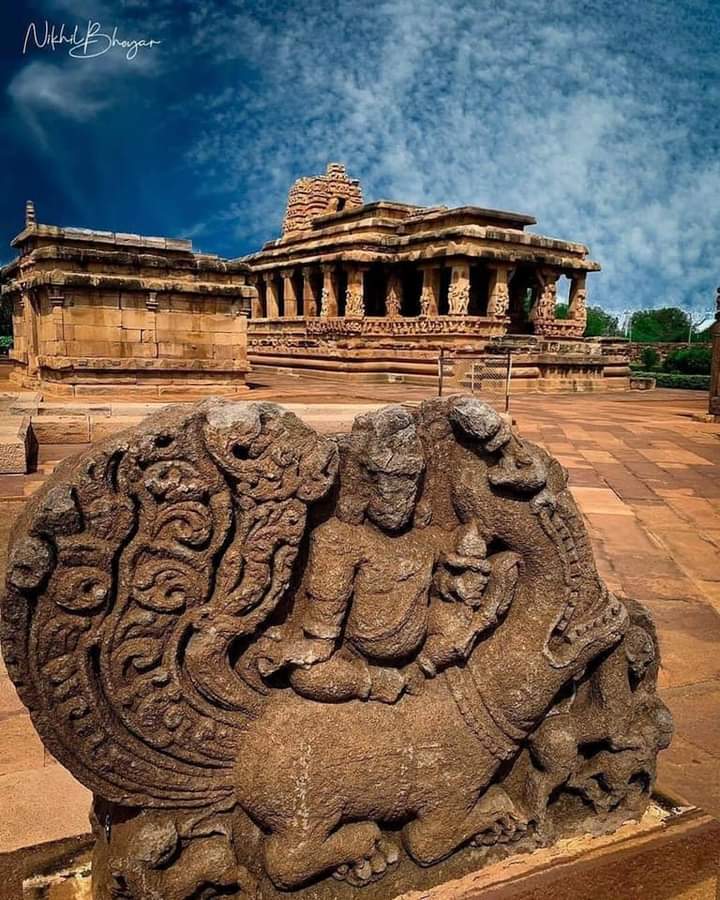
633 371 710 390
640 347 660 369
0 335 12 354
662 346 712 375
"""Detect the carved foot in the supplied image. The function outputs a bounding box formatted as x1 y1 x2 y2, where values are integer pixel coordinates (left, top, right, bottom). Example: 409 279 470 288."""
471 811 529 846
332 837 400 886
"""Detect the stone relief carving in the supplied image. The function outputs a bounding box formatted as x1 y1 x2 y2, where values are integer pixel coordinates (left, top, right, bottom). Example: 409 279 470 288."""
345 283 365 318
1 398 671 899
385 275 402 318
448 283 470 316
488 283 510 319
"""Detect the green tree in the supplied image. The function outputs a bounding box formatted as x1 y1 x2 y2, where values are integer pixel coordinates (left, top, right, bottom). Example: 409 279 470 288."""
0 298 11 337
663 346 712 375
585 306 620 337
629 308 691 343
641 347 660 369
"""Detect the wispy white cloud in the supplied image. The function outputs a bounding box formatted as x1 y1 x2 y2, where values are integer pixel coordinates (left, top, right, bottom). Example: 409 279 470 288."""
186 0 720 312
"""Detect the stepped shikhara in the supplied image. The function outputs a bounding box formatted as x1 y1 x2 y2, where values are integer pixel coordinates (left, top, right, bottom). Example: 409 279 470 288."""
1 165 631 396
1 397 671 899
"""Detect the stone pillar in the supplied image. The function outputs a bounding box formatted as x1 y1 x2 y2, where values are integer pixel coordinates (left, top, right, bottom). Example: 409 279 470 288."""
530 270 558 334
264 273 280 318
302 267 319 317
249 275 264 318
448 261 470 315
48 290 65 344
710 287 720 418
568 273 588 330
345 265 367 318
320 265 338 317
419 265 441 317
487 265 510 318
385 273 402 318
281 269 298 317
23 290 39 377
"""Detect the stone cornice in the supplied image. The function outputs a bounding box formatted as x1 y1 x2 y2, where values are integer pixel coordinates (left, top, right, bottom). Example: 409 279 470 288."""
1 270 256 299
11 244 250 276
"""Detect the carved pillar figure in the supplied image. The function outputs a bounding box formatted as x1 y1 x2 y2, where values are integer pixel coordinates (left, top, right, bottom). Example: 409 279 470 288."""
419 265 441 317
487 266 511 319
302 267 319 318
385 272 402 318
320 265 338 317
281 269 298 318
568 273 588 332
448 261 470 315
264 273 280 319
344 266 366 318
530 270 559 334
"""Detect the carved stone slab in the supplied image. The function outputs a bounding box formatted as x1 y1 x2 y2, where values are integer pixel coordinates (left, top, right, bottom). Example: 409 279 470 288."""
1 398 672 899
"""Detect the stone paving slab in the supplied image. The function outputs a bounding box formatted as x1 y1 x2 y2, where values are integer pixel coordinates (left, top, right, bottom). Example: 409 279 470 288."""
0 384 717 852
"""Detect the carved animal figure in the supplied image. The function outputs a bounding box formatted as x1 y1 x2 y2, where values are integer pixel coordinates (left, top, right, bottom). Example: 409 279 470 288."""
0 397 671 899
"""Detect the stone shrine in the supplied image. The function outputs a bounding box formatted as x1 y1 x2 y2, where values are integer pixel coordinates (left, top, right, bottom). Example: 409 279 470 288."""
243 164 629 390
1 397 672 899
1 202 254 399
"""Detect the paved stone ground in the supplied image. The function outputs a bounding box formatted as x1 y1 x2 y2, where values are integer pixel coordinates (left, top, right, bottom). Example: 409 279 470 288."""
0 378 718 853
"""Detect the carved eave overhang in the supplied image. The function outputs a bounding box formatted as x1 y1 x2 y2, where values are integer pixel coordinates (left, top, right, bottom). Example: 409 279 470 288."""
8 244 249 280
239 226 600 274
11 223 195 254
0 270 257 299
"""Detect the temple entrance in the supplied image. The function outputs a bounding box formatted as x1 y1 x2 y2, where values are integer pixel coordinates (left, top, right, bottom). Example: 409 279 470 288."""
469 264 490 316
439 267 451 315
364 264 386 317
400 265 422 317
336 269 348 317
508 265 538 334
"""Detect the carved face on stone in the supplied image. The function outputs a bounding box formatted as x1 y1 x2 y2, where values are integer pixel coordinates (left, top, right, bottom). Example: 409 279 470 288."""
357 406 425 532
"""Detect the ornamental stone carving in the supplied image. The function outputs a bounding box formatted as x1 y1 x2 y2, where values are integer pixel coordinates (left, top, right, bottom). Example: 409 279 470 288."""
1 398 671 899
385 274 402 318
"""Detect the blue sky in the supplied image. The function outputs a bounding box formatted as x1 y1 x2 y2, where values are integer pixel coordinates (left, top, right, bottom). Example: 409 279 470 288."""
1 0 718 313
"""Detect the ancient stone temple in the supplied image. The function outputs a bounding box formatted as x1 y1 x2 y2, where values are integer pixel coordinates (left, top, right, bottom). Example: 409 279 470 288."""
1 202 254 398
1 397 672 899
243 164 629 390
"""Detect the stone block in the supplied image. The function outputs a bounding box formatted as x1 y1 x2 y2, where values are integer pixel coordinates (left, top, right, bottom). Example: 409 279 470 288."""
0 417 33 474
119 309 153 330
64 306 122 328
31 416 90 444
157 342 211 359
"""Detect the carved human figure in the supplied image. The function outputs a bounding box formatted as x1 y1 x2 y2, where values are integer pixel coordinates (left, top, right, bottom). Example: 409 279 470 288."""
256 407 518 704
